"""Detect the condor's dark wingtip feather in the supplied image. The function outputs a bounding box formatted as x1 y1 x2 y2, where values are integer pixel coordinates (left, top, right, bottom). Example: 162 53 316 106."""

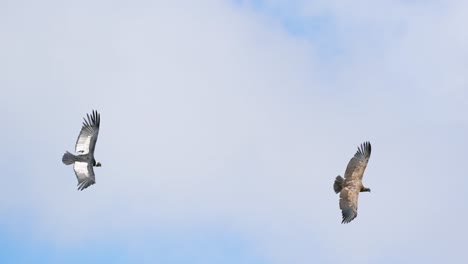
355 141 371 160
341 209 357 224
77 179 94 191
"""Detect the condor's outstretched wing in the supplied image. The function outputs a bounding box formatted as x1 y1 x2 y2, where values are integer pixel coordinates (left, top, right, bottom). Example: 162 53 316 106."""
75 110 100 155
73 161 96 191
339 142 371 223
343 141 371 182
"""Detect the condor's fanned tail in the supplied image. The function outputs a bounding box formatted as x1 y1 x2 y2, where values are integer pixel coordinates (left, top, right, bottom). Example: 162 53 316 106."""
62 151 79 165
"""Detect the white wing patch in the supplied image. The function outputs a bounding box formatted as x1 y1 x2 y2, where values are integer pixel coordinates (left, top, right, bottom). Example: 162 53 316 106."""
73 161 95 191
73 161 92 181
75 134 92 154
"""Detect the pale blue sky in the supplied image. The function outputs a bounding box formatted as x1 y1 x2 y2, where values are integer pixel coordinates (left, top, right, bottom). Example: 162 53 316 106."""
1 0 467 263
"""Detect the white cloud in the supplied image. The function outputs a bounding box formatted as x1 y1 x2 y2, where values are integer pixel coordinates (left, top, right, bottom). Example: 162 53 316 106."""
1 0 467 263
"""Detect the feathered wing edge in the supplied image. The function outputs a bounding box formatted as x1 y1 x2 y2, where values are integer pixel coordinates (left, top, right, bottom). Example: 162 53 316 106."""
340 187 359 224
78 110 99 191
74 110 100 154
67 110 100 191
82 110 100 133
337 141 371 224
62 151 79 165
355 141 371 160
341 207 358 224
75 163 96 191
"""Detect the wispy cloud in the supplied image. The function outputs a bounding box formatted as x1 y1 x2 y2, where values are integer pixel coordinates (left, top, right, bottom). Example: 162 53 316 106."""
1 0 467 263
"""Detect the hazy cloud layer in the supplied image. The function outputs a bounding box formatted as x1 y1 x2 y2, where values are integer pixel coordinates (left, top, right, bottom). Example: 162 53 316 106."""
1 0 467 263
